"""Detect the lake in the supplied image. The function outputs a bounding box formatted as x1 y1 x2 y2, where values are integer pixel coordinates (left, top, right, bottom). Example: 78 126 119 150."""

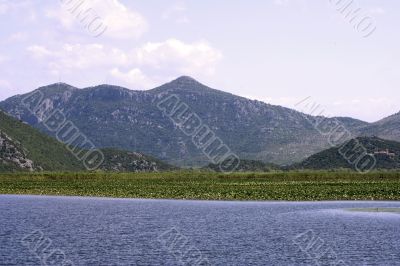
0 195 399 265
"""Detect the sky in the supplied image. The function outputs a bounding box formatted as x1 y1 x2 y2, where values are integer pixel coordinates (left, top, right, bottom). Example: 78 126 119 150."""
0 0 398 122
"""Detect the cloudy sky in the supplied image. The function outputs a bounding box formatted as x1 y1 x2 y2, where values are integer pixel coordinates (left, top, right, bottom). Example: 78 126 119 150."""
0 0 398 122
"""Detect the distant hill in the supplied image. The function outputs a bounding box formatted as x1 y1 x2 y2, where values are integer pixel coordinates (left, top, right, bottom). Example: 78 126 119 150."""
0 111 84 171
360 112 400 141
205 159 280 172
0 111 175 172
0 76 368 167
297 136 400 170
99 148 177 172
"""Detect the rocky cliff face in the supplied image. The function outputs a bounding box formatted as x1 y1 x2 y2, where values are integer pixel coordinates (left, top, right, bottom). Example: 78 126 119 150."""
0 131 35 171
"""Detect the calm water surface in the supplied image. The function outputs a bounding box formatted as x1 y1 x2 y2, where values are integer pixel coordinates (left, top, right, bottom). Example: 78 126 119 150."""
0 195 399 265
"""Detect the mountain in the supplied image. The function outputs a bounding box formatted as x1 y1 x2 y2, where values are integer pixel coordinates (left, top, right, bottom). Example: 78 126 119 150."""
0 111 175 172
0 110 84 171
0 76 369 167
297 136 400 170
0 130 35 172
360 112 400 141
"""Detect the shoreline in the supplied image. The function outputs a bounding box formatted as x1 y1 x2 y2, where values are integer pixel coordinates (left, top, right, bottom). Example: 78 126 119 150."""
2 193 400 203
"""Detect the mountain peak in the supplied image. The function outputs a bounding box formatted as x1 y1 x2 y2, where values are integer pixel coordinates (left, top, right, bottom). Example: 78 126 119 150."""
149 75 214 94
174 76 198 83
37 82 77 94
168 76 203 88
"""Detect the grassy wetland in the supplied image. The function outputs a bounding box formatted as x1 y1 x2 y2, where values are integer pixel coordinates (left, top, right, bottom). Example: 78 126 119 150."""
0 171 400 201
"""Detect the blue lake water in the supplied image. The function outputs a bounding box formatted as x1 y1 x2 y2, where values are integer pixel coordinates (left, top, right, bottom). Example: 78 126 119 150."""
0 195 400 265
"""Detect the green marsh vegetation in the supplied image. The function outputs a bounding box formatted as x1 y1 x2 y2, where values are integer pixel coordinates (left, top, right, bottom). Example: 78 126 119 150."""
0 170 400 201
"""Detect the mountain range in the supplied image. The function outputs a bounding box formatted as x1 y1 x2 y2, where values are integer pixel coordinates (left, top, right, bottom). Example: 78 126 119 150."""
1 76 399 167
0 111 174 172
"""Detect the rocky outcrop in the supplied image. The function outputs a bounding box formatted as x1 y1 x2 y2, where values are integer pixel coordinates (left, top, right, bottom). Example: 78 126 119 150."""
0 131 35 171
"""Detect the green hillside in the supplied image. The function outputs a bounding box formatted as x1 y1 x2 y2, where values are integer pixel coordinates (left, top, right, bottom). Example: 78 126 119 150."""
1 111 176 172
297 136 400 170
0 110 84 171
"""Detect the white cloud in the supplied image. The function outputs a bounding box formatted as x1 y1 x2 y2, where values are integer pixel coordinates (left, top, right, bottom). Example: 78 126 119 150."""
110 68 156 89
81 0 148 39
162 2 190 24
0 1 35 20
27 38 222 77
137 39 222 76
47 0 148 39
45 8 75 30
26 38 222 89
27 43 130 70
0 1 23 13
27 45 54 58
